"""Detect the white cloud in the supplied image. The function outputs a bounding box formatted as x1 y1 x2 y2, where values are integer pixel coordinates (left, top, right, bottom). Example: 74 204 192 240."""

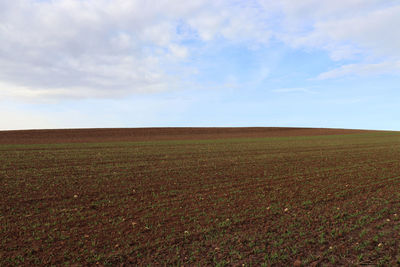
262 1 400 77
0 0 399 101
295 4 400 61
0 0 271 100
316 61 400 80
168 44 189 59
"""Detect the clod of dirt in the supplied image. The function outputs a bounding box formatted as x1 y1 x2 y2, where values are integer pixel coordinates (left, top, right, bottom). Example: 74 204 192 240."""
293 259 301 266
32 245 40 253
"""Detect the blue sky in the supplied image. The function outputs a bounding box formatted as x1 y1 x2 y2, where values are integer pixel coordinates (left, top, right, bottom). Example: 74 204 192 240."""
0 0 399 130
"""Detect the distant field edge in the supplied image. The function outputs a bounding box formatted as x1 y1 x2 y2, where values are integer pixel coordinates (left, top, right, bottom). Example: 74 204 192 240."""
0 127 393 145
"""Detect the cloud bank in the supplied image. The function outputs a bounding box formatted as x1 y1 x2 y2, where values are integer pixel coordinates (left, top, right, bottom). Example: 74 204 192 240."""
0 0 399 99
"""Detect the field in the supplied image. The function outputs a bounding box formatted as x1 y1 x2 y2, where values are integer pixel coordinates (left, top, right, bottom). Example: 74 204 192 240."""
1 128 400 266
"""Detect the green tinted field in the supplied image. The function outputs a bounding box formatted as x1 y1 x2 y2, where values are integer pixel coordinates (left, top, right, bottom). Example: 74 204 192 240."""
1 132 400 265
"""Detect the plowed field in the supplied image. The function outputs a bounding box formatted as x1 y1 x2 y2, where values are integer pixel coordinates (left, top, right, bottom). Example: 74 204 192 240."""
1 128 400 266
0 127 366 144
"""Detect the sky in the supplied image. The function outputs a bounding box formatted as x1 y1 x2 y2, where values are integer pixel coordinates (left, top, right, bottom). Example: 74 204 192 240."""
0 0 400 130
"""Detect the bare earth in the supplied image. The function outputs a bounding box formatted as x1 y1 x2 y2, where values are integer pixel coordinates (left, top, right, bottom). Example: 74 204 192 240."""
0 127 370 144
2 127 399 266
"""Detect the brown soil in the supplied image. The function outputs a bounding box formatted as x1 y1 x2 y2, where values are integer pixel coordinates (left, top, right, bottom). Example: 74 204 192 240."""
1 128 399 266
0 127 369 144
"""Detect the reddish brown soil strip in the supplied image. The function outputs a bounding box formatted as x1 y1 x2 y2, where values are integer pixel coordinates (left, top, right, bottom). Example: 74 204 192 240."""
0 127 370 144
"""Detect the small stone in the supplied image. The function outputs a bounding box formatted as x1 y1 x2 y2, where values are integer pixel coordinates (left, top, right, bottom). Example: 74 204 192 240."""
329 246 333 250
73 194 78 198
386 218 390 222
378 243 383 247
284 208 289 212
